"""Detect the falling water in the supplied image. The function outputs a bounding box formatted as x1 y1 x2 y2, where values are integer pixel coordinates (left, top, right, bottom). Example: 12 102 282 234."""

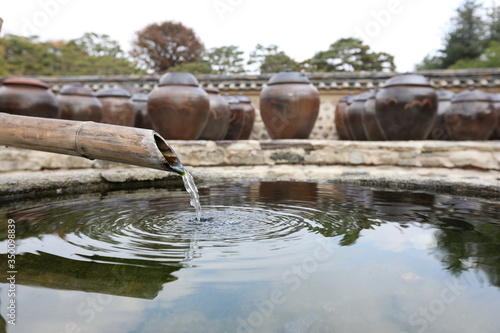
182 169 202 221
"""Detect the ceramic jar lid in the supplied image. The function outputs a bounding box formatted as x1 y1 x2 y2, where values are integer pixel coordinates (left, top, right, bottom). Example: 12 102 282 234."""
2 77 49 89
223 95 239 104
490 92 500 102
95 87 131 98
159 72 199 87
236 94 251 103
383 74 432 87
436 88 455 101
367 89 378 99
452 87 491 103
339 95 350 103
204 87 220 94
60 84 94 96
131 92 148 102
352 92 372 102
268 71 310 85
340 93 355 104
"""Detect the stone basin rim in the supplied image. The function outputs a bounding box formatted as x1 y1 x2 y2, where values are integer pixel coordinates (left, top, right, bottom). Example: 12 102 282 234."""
1 166 499 209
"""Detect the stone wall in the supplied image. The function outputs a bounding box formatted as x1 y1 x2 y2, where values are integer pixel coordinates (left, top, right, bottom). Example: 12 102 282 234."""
2 140 499 173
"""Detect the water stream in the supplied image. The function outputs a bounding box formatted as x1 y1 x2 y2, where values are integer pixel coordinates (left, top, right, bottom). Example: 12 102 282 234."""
182 169 202 221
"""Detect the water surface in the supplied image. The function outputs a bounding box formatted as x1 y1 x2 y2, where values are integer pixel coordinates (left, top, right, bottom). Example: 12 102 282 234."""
1 181 500 332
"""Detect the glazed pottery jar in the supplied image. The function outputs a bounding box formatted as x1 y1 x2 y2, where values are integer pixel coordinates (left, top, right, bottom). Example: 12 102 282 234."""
427 89 454 140
236 94 256 140
362 90 386 141
148 72 209 140
490 93 500 140
0 78 60 118
198 88 230 140
57 83 102 122
96 87 135 126
375 74 437 140
131 91 153 129
223 95 245 140
259 71 320 139
334 94 355 140
445 87 496 140
346 92 370 140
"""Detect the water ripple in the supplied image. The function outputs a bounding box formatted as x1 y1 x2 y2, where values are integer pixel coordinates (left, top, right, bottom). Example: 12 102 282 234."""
10 190 333 266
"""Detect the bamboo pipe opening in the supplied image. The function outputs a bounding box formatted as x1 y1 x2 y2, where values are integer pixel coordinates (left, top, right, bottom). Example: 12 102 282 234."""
154 134 185 176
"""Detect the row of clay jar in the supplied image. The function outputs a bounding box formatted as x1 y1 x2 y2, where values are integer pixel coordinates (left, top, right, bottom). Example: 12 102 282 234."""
335 74 500 141
0 74 256 141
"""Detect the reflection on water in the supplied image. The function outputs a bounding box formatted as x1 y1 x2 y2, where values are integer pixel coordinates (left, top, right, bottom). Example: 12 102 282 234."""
1 182 500 332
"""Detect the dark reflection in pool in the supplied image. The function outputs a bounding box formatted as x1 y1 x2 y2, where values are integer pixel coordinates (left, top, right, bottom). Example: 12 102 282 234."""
1 181 500 332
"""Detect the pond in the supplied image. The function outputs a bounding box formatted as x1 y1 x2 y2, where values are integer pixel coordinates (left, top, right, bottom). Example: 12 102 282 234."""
1 181 500 333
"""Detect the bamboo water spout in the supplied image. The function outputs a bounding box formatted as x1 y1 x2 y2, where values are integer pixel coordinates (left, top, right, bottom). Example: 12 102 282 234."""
0 113 185 175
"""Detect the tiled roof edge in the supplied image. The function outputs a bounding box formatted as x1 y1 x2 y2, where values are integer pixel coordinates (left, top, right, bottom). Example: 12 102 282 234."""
3 68 500 92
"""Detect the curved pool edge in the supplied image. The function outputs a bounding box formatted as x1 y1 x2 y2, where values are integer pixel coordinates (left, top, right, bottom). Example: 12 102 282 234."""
1 165 499 202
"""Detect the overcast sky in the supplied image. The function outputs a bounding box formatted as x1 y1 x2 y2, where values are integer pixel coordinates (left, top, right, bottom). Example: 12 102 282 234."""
0 0 468 72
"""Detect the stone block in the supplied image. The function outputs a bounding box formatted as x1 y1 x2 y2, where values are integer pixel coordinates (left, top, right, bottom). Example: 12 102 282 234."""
449 150 500 170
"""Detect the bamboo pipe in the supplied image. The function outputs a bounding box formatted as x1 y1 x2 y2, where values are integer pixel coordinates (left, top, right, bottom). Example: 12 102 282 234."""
0 113 185 175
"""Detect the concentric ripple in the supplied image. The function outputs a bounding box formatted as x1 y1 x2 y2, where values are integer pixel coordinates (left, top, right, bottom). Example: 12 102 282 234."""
8 184 344 266
68 204 317 261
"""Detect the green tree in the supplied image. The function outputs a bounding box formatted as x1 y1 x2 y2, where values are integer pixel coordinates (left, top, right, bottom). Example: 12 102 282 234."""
488 4 500 41
168 58 214 74
0 33 144 76
68 33 144 75
0 34 54 75
450 40 500 69
83 54 144 75
43 40 87 75
0 46 9 76
204 45 244 74
415 54 445 70
70 32 122 57
310 38 395 72
248 44 299 73
130 21 205 73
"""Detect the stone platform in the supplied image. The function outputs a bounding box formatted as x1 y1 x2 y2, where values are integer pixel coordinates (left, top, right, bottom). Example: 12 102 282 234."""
1 140 500 199
2 140 500 172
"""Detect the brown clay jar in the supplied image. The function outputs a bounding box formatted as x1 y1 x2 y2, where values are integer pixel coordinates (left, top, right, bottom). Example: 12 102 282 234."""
490 93 500 140
198 88 230 140
148 72 209 140
335 94 355 140
346 92 370 140
131 92 153 129
260 71 320 139
57 83 102 122
427 89 454 140
0 78 60 118
362 90 386 141
375 74 437 140
223 95 245 140
445 87 496 140
236 94 256 140
96 87 135 126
